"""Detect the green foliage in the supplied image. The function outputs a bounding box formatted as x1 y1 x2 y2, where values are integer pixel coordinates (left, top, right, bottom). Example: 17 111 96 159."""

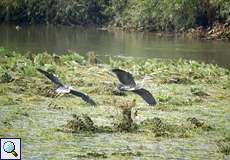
0 0 23 9
62 52 86 65
217 136 230 155
0 0 111 25
110 57 228 84
0 49 87 77
0 71 14 83
33 53 55 66
111 0 224 31
0 47 17 57
0 0 229 30
218 1 230 22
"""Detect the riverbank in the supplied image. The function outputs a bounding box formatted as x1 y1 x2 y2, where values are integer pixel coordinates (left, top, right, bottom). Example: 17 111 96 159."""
106 23 230 40
0 49 230 159
1 0 230 40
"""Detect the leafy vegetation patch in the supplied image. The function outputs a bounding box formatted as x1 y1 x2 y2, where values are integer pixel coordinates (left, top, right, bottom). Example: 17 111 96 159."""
217 136 230 155
139 117 213 138
0 48 229 159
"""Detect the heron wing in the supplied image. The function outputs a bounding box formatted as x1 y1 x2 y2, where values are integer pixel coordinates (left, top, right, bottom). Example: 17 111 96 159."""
112 69 136 86
37 68 65 87
70 89 96 106
133 88 157 106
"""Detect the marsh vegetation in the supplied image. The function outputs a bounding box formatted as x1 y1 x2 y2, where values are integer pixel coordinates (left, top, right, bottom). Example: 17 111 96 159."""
0 48 230 159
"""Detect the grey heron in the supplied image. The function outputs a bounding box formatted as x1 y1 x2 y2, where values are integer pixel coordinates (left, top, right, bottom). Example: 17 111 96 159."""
37 68 96 106
112 69 157 106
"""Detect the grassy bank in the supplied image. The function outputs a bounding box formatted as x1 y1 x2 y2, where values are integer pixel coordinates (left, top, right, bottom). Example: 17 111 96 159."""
0 48 230 159
0 0 230 37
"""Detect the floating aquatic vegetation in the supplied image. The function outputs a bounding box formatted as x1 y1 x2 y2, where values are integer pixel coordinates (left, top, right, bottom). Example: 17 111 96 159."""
48 102 64 110
17 59 36 76
0 49 229 159
0 47 17 57
15 111 29 117
190 86 209 97
186 117 213 131
85 82 115 95
76 152 108 158
60 98 138 133
62 51 86 65
157 92 172 103
139 117 173 137
223 79 230 89
61 114 97 133
0 71 14 83
169 96 203 106
110 57 229 84
0 95 17 105
217 136 230 155
138 117 182 137
166 76 192 84
111 151 143 157
157 91 202 106
40 64 57 73
139 117 213 138
33 52 55 66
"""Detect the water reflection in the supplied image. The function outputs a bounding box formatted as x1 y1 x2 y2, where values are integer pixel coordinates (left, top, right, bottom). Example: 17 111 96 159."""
0 24 229 68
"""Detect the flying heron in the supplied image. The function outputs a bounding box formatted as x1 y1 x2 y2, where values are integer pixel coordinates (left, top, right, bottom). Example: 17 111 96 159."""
112 69 157 106
37 68 96 106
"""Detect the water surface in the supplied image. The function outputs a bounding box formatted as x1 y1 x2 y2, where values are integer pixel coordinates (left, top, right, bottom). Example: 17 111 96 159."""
0 24 229 68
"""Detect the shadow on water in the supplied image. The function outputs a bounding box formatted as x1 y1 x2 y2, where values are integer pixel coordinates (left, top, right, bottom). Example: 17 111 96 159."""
0 24 230 68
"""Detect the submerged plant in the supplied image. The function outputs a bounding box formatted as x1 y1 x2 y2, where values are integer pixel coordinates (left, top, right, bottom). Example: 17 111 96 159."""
140 117 174 137
190 86 209 97
62 114 97 133
0 71 14 83
0 96 17 105
186 117 212 130
62 51 86 65
0 49 229 159
139 116 213 138
33 53 55 66
217 136 230 155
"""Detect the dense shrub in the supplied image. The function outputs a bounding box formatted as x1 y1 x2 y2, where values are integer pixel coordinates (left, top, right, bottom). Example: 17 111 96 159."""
0 0 111 25
110 0 228 31
0 0 229 31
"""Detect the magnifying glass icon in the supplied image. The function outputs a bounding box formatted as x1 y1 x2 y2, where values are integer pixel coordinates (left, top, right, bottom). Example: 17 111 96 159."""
3 141 18 157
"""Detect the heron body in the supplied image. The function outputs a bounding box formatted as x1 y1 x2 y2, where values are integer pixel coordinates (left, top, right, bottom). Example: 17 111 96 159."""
55 86 71 94
112 69 157 106
117 83 143 91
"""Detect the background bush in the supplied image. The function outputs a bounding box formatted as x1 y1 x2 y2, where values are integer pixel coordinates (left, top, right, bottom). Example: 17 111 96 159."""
0 0 229 31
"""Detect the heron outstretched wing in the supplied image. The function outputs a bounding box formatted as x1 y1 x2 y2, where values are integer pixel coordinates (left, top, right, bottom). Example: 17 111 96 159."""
133 88 157 106
37 68 65 87
70 89 96 106
112 69 136 86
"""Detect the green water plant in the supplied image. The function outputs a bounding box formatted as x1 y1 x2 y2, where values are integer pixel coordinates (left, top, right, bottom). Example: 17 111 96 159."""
217 136 230 155
0 48 229 159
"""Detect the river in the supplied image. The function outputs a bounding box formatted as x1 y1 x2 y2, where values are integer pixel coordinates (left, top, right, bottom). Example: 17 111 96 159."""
0 24 229 68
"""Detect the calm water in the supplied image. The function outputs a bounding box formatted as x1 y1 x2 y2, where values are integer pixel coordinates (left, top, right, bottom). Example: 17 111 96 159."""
0 24 230 68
